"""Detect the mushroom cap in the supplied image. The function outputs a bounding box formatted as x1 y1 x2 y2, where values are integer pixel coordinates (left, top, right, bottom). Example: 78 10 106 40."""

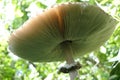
8 2 117 62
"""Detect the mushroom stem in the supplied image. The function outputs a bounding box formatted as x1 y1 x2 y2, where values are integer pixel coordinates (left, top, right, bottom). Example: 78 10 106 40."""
62 40 78 80
65 47 78 80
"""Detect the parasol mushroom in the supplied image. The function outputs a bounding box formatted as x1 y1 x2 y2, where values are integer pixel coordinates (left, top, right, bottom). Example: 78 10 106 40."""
8 2 118 80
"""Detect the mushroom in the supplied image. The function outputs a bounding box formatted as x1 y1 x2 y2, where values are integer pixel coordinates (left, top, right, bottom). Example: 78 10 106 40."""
8 2 118 80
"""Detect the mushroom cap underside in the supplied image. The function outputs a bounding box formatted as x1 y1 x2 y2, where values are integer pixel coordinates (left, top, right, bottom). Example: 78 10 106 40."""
8 2 118 62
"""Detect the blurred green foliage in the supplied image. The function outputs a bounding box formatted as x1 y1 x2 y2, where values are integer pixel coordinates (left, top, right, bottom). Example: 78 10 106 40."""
0 0 120 80
110 62 120 80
